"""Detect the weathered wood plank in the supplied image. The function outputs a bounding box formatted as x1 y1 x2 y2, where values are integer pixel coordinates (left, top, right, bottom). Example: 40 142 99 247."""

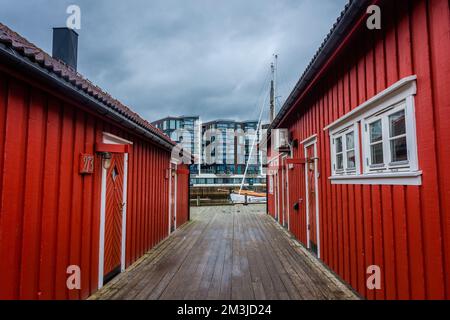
91 205 359 300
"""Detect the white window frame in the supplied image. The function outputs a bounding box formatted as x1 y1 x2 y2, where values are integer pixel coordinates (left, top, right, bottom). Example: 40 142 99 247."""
324 75 421 186
362 101 418 174
330 123 360 176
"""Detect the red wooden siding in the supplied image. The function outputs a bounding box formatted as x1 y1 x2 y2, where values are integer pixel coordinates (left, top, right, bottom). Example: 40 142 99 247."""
268 0 450 300
0 64 188 299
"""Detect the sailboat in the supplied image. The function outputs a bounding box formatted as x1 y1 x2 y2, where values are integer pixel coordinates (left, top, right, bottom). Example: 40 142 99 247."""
230 190 267 204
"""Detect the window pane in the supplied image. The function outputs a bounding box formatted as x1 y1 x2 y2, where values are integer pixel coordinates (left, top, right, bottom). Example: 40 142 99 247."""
371 143 384 165
346 132 354 150
370 120 382 143
336 154 343 170
390 110 406 137
335 137 343 153
347 151 356 169
391 137 408 162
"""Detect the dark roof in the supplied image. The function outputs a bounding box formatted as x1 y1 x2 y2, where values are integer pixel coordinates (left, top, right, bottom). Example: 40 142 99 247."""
0 23 174 148
271 0 370 129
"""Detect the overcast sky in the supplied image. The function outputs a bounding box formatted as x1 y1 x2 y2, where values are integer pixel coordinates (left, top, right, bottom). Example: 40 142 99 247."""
1 0 347 123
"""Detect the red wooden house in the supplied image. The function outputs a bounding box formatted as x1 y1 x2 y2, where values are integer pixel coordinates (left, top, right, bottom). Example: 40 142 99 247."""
267 0 449 299
0 24 189 299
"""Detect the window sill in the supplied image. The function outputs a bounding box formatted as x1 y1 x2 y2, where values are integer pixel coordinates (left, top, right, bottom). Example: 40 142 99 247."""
329 171 422 186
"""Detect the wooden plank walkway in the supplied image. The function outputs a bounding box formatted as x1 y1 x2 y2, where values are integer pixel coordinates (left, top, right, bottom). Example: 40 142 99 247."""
91 205 359 300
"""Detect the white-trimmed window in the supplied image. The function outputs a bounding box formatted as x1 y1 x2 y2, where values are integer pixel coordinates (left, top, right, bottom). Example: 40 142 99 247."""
331 124 359 176
325 75 421 186
362 102 415 174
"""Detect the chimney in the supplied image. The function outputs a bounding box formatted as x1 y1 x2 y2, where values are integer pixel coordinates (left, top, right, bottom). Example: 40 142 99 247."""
52 27 78 70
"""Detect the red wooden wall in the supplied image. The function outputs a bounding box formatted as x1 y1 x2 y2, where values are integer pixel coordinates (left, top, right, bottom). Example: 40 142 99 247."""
268 0 450 300
0 65 189 299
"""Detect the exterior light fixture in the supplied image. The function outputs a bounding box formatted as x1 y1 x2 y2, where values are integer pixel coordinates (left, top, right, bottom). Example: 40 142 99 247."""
102 152 112 170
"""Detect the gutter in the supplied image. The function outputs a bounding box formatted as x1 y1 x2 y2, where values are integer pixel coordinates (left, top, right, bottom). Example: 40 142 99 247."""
0 43 175 152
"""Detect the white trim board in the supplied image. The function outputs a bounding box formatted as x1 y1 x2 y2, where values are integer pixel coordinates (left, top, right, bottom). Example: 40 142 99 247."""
284 158 291 231
301 134 318 146
168 163 178 235
330 171 422 186
281 155 287 228
103 132 134 145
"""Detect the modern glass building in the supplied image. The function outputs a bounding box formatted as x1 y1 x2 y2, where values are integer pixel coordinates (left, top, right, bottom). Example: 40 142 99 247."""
152 116 202 174
152 117 266 187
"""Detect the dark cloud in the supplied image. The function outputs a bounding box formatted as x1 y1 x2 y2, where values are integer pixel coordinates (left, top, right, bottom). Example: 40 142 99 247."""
1 0 348 122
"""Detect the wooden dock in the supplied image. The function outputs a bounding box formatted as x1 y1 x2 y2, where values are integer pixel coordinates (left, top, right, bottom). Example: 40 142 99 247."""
91 205 359 300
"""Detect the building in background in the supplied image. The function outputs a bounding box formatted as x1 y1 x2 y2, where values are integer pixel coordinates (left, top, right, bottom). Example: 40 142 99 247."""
198 119 266 187
153 116 202 173
153 117 267 187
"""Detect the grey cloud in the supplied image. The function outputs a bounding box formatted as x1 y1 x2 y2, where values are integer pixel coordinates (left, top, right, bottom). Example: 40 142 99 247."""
1 0 348 122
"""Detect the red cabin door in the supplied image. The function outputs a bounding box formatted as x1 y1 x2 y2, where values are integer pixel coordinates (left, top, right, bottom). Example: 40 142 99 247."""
305 143 319 256
103 153 124 282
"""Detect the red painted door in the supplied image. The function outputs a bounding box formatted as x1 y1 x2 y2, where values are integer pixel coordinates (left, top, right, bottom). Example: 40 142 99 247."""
306 145 318 255
104 153 124 281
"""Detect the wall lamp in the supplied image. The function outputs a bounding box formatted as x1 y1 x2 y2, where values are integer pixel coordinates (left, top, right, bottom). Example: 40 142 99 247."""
101 152 112 170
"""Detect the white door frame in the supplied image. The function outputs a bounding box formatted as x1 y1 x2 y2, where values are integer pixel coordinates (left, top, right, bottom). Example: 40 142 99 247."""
274 172 279 221
98 132 133 289
304 135 321 259
285 159 291 231
281 154 288 227
168 161 178 234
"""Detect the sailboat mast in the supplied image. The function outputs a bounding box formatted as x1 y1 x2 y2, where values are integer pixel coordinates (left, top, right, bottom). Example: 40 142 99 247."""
270 54 278 123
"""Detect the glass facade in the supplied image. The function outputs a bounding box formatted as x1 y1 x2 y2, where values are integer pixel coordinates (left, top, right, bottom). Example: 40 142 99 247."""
190 177 266 186
153 117 266 187
153 116 201 162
